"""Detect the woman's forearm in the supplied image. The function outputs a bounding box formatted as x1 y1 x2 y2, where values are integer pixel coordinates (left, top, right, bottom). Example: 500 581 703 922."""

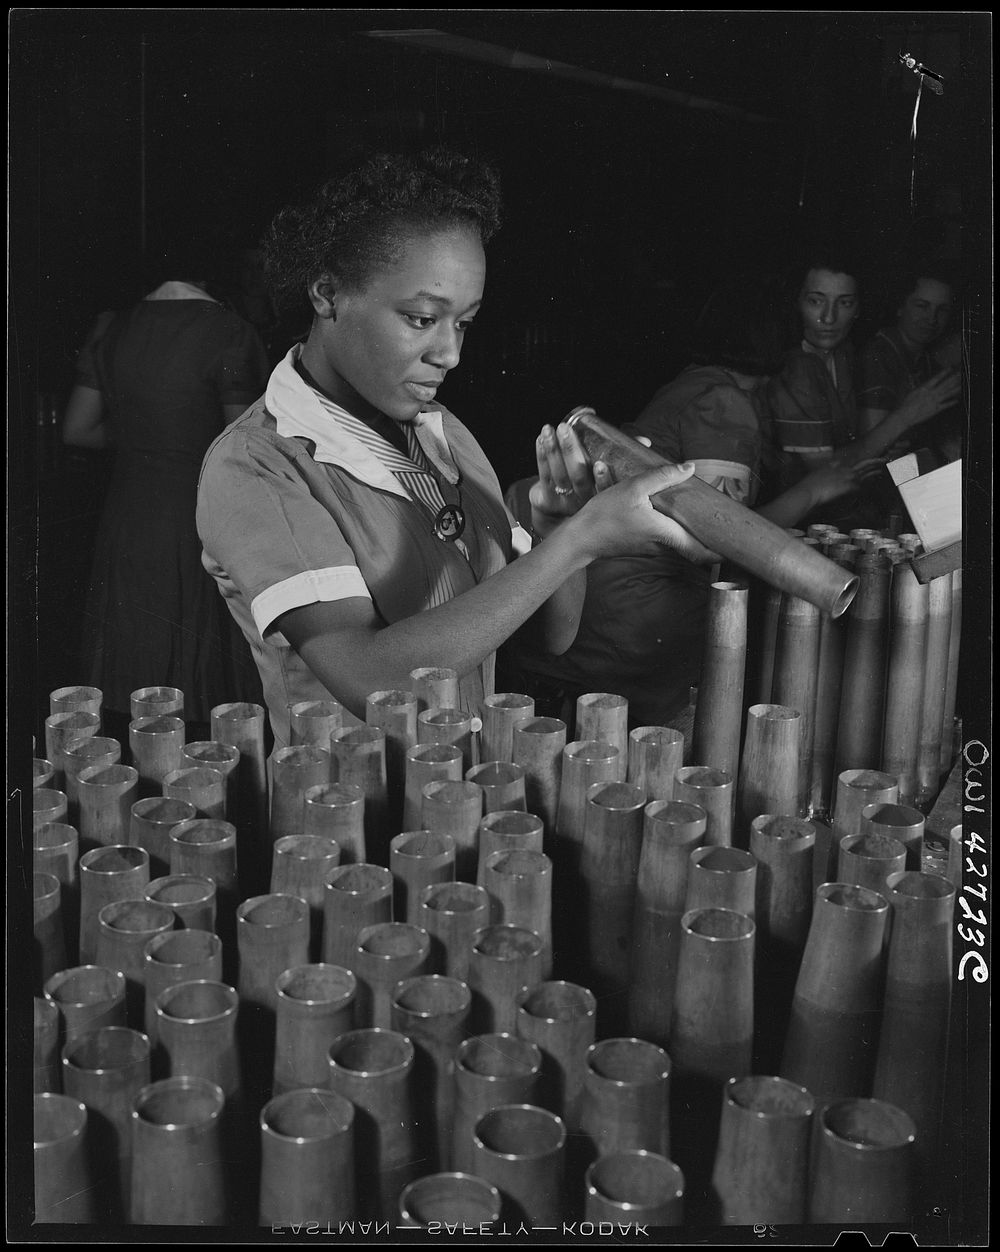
840 408 912 464
62 384 110 448
754 478 822 527
288 522 593 716
284 460 702 717
845 369 961 465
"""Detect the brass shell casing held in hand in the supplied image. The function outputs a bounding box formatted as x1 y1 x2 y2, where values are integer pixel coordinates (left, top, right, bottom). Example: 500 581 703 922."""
563 406 859 617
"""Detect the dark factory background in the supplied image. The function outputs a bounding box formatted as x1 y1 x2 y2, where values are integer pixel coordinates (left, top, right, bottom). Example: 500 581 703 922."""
7 10 991 1238
9 10 991 722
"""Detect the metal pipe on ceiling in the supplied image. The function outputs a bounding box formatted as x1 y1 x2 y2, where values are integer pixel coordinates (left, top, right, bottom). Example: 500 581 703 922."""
364 28 786 127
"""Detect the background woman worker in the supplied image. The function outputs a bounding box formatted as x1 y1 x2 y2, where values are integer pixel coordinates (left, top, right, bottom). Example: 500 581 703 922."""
857 262 962 466
502 271 871 729
63 246 270 738
768 254 960 471
196 148 709 748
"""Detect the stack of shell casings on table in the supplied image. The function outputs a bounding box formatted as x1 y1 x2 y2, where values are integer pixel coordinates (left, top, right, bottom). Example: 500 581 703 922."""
30 646 957 1229
749 526 961 824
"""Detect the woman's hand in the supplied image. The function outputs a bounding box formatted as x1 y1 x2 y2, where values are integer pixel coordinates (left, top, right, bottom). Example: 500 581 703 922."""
802 455 884 506
896 367 961 429
566 461 719 564
529 421 608 538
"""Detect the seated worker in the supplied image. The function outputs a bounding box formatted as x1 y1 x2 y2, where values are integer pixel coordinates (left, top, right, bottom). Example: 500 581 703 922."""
858 262 962 466
501 271 870 731
766 252 960 527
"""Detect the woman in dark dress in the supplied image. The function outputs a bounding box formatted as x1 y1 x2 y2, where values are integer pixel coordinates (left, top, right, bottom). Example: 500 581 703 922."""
63 258 270 734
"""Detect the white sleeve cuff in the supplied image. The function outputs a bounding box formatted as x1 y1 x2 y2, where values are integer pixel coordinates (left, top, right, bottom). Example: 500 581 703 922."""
250 566 371 638
511 524 534 557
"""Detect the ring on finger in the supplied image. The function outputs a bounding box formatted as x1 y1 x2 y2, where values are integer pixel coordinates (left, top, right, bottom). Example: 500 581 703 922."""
553 485 574 496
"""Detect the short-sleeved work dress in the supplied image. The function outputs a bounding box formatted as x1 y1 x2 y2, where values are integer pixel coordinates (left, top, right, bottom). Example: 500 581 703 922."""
197 346 526 748
77 291 270 719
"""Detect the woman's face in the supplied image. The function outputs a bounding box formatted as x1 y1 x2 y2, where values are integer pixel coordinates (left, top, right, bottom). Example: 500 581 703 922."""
797 268 860 353
897 278 953 350
305 226 486 423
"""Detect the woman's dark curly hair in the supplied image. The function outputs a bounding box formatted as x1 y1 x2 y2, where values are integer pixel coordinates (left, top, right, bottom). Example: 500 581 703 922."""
687 270 788 376
885 260 960 320
261 147 502 314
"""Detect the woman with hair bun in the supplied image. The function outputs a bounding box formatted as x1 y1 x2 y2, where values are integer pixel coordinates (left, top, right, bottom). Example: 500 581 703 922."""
197 148 709 747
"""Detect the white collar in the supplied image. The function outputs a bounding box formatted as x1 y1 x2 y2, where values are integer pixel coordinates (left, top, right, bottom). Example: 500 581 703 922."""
144 281 219 303
265 345 460 496
801 338 839 382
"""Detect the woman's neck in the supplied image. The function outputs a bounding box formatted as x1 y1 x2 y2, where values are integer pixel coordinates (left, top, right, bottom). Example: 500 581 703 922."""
294 355 408 455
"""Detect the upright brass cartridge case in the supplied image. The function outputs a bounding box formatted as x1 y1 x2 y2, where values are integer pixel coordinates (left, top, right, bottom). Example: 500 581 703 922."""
450 1033 542 1174
692 582 749 780
129 1077 228 1224
154 980 241 1102
303 782 366 864
807 1098 916 1223
179 741 240 820
272 963 357 1097
129 715 185 797
162 765 227 821
781 883 889 1102
515 981 597 1134
77 765 139 852
321 863 393 970
627 726 684 802
34 1092 96 1222
268 746 331 843
872 871 955 1174
409 666 460 716
511 716 567 834
403 743 464 831
575 692 629 762
421 779 483 882
398 1173 502 1227
880 562 928 804
738 706 802 838
477 811 545 887
143 928 223 1045
628 800 707 1047
129 686 182 721
79 845 149 966
771 592 821 812
258 1088 356 1225
367 688 419 834
584 1151 684 1225
479 693 535 765
327 1028 419 1219
467 923 545 1034
466 760 528 814
833 552 892 780
390 830 456 924
391 974 471 1172
270 834 341 960
471 1104 566 1225
578 1036 672 1160
580 781 646 1026
418 707 477 773
130 796 198 879
353 921 432 1028
287 699 345 748
710 1075 815 1225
